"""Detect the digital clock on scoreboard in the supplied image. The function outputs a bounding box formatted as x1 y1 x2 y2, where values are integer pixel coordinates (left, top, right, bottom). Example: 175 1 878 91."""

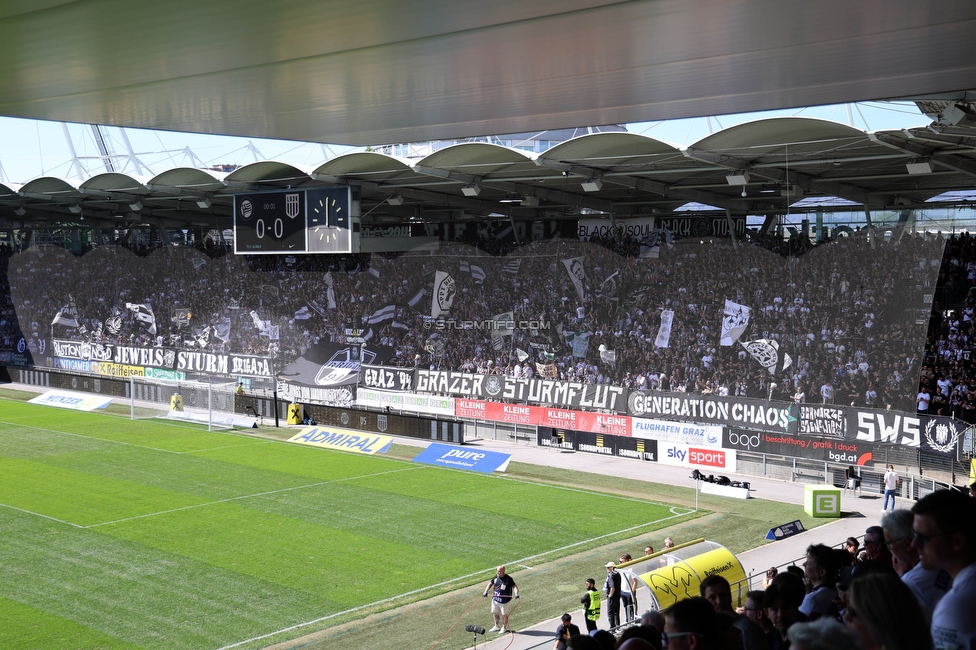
234 190 308 253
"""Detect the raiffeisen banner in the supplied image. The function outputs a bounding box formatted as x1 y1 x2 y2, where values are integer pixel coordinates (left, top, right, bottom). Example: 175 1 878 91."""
288 426 393 455
411 443 511 474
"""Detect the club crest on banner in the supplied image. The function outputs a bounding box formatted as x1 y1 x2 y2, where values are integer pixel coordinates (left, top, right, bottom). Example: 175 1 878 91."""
923 419 964 454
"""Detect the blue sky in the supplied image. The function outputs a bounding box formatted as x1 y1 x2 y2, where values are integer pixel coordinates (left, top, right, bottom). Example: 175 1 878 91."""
0 101 930 185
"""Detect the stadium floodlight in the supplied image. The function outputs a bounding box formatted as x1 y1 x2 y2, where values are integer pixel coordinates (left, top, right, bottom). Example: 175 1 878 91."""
905 160 934 175
387 194 404 205
68 204 82 214
129 201 143 212
580 179 602 192
13 207 26 216
461 184 481 197
196 198 213 209
520 195 539 207
725 170 750 185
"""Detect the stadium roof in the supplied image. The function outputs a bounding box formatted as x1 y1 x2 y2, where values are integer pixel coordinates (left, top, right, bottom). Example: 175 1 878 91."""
0 2 974 145
4 116 976 230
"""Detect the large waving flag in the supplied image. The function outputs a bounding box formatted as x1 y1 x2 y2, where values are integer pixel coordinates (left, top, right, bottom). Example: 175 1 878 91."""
655 309 674 348
720 300 751 346
562 257 588 302
125 303 157 335
432 271 456 318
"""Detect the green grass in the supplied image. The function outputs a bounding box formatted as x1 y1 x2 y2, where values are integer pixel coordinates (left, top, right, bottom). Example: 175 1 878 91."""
0 400 703 650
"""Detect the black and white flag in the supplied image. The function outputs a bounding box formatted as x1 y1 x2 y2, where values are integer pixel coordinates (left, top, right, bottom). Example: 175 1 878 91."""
501 258 522 274
125 303 157 335
740 339 793 375
655 309 674 348
596 270 620 301
561 257 588 302
721 299 751 346
51 302 79 328
105 306 123 336
367 304 397 325
432 271 456 318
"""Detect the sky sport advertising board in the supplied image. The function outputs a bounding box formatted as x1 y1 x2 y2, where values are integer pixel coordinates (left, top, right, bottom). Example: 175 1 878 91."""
657 442 736 472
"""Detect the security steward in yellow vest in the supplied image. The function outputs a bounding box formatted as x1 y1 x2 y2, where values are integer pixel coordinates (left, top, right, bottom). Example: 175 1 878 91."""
580 578 601 633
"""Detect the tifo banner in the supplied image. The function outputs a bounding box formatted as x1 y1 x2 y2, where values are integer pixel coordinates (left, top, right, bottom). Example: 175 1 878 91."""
632 418 724 448
414 369 627 411
628 390 796 434
276 382 355 407
28 390 114 411
845 407 966 455
356 388 455 416
411 443 511 473
288 426 394 455
656 442 736 472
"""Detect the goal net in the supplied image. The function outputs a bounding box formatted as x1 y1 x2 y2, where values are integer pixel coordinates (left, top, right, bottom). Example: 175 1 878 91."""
129 376 256 430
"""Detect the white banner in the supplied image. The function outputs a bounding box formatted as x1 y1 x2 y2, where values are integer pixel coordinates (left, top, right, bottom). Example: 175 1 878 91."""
561 257 588 302
655 309 674 348
28 390 114 412
432 271 456 318
720 300 750 346
631 417 724 448
356 388 456 416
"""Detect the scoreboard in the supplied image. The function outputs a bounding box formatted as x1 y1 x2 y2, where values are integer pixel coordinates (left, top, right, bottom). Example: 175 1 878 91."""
233 187 358 254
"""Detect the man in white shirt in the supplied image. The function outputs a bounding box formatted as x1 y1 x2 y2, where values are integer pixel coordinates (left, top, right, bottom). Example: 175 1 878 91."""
917 388 932 414
883 464 900 512
912 490 976 650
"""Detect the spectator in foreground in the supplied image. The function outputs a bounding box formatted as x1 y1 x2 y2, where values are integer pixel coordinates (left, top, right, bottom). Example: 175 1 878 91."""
555 613 581 650
664 597 720 650
799 544 839 619
845 572 933 650
700 575 767 650
881 509 952 615
787 617 860 650
911 489 976 650
764 573 807 650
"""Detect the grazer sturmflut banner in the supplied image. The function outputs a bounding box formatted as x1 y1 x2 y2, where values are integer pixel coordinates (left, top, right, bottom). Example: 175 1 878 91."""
627 390 798 435
412 368 628 411
50 339 272 376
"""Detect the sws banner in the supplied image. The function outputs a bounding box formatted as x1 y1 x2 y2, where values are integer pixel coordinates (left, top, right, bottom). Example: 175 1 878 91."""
628 390 797 435
845 407 965 455
411 443 511 473
413 368 627 411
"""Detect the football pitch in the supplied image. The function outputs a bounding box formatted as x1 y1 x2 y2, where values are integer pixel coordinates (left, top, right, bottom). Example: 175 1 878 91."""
0 400 695 649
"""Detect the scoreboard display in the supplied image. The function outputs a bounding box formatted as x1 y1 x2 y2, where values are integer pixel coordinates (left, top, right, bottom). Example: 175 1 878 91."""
233 187 357 254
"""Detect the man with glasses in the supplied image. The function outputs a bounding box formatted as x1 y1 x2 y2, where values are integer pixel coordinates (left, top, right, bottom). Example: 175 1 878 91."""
861 526 894 571
881 509 952 614
912 490 976 650
663 596 718 650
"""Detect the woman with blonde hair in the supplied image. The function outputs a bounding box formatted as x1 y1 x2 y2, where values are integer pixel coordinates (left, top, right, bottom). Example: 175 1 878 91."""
845 572 932 650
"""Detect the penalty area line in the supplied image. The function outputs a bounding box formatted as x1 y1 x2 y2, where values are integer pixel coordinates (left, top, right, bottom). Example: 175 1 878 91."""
0 502 85 528
215 508 697 650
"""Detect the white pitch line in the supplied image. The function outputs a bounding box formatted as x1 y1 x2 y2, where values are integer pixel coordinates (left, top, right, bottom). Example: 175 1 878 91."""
216 508 697 650
0 502 85 528
84 466 422 528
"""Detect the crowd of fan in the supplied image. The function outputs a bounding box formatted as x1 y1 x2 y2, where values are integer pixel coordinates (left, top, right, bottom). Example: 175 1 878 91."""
0 227 954 414
556 489 975 650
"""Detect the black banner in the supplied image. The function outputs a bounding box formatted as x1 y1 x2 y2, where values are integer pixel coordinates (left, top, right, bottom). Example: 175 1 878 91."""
360 365 415 392
49 339 271 377
723 428 873 464
414 369 627 411
537 427 658 461
844 407 965 456
627 390 797 435
302 404 464 443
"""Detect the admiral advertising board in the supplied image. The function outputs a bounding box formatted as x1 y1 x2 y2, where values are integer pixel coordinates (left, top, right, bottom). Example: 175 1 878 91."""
628 390 797 435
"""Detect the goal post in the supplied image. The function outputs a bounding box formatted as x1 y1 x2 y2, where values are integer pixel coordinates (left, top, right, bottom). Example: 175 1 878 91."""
129 375 256 431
